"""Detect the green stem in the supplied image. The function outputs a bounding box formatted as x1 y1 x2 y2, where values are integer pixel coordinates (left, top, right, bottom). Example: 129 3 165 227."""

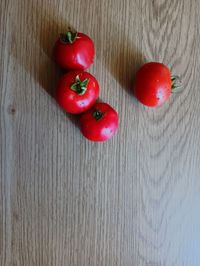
171 75 183 93
60 30 77 44
70 75 89 95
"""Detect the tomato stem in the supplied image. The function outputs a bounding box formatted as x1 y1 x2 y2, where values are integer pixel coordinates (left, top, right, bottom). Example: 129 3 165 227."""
171 75 183 93
70 75 89 95
60 30 77 44
93 109 103 120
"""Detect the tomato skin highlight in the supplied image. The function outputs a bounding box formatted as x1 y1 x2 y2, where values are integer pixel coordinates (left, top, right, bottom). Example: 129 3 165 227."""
134 62 172 107
56 71 99 114
80 102 118 142
53 32 95 70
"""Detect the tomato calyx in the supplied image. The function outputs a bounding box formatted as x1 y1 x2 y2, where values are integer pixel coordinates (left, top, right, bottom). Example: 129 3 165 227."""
70 75 89 95
93 109 104 120
171 75 183 93
60 31 78 44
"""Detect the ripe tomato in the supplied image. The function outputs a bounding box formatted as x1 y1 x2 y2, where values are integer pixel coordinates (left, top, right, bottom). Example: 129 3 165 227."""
134 62 172 107
53 31 94 70
56 71 99 114
80 102 118 142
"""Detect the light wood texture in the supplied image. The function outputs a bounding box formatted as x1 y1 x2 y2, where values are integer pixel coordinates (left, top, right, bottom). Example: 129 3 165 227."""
1 0 200 265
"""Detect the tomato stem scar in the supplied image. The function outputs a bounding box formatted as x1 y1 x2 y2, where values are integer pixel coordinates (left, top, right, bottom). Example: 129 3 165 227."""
93 109 103 120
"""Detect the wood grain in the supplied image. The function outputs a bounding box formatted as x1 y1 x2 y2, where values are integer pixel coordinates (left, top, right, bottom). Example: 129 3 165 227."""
1 0 200 265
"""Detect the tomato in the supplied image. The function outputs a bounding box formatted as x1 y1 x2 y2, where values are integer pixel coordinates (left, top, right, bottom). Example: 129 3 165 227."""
56 71 99 114
134 62 172 107
80 102 118 142
53 31 94 70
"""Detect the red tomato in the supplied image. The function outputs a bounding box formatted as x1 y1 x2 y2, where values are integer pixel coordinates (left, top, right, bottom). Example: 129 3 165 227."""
53 31 94 70
134 62 172 107
56 71 99 114
80 102 118 142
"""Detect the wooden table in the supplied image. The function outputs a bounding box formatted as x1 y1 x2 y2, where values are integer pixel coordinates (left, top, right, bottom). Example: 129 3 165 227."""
1 0 200 265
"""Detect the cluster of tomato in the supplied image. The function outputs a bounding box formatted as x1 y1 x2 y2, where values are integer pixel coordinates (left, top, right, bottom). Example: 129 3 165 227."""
53 30 181 142
53 31 118 142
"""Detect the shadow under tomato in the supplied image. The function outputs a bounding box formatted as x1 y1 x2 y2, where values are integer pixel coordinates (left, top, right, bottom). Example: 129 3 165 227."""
10 2 80 128
111 43 146 97
95 22 147 101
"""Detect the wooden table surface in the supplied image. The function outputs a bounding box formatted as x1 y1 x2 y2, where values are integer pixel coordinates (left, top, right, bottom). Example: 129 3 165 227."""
1 0 200 265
